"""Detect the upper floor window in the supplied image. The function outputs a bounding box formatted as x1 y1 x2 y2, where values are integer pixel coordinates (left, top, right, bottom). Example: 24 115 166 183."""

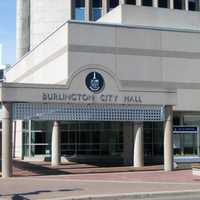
143 0 153 6
110 0 120 10
92 0 102 21
189 0 198 10
126 0 136 4
75 0 85 21
158 0 168 8
174 0 183 9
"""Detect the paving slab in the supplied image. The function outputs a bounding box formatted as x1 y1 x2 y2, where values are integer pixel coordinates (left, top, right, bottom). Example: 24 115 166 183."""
0 170 200 200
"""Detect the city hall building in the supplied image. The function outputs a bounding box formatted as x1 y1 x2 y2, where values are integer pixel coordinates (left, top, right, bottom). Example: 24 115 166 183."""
2 0 200 177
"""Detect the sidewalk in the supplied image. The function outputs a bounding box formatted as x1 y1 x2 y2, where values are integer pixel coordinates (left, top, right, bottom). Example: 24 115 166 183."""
1 169 200 200
11 160 163 177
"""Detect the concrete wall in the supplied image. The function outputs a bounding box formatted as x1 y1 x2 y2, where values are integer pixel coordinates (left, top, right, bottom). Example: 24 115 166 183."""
7 19 200 110
99 5 200 30
6 23 69 84
30 0 72 49
67 22 200 86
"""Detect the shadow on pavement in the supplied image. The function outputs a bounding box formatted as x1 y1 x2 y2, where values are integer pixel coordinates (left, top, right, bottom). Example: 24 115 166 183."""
0 188 82 200
13 160 71 176
9 159 163 177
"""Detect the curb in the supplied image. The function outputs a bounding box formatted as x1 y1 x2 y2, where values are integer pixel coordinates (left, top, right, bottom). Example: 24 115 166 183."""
39 190 200 200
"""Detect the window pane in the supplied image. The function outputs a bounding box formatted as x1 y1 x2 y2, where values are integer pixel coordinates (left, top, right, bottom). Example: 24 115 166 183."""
174 0 182 9
75 8 85 20
143 0 153 6
158 0 168 7
110 0 119 8
173 134 181 156
126 0 136 4
76 0 85 7
75 0 85 20
92 0 102 7
92 8 102 21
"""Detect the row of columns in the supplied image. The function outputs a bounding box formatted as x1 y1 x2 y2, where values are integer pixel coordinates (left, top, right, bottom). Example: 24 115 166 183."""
1 104 174 178
123 106 173 171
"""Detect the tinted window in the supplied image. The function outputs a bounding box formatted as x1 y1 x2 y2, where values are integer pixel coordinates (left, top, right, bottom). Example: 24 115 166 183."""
75 0 85 7
110 0 119 8
143 0 152 6
158 0 168 7
75 0 85 20
174 0 182 9
126 0 136 4
92 0 102 7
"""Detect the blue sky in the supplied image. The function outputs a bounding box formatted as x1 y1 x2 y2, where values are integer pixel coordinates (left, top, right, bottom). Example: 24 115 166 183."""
0 0 16 65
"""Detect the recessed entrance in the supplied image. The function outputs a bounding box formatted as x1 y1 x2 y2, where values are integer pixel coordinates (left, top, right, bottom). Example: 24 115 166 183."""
22 120 164 165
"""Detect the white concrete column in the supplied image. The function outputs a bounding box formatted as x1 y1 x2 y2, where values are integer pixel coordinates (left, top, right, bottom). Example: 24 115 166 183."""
51 121 61 166
119 0 126 4
136 0 142 6
164 106 173 171
2 103 13 178
16 0 30 60
123 122 134 166
168 0 174 9
13 120 23 159
184 0 189 10
153 0 159 7
134 122 144 167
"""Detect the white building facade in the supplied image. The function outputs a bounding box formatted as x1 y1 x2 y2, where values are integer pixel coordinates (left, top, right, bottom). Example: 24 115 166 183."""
2 0 200 177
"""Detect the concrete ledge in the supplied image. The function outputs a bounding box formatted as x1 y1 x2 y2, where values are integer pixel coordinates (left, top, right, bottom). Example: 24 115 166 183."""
40 190 200 200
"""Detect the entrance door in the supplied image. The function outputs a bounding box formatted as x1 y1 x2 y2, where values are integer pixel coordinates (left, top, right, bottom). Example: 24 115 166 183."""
144 122 164 164
174 133 198 156
173 126 198 156
183 133 197 155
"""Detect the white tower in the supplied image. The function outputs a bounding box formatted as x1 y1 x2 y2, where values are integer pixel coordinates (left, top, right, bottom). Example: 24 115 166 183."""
16 0 30 61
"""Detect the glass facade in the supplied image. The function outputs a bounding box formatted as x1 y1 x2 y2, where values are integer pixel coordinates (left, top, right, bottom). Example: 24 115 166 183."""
110 0 120 10
23 121 123 160
174 132 198 156
144 122 164 164
143 0 153 6
20 112 200 164
174 0 182 9
158 0 168 8
92 0 102 21
23 121 52 157
126 0 136 4
22 120 165 164
173 114 200 157
188 0 198 10
72 0 200 21
60 121 123 157
75 0 85 21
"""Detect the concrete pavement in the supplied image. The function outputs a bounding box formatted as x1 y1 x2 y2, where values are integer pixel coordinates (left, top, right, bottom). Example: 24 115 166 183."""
1 170 200 200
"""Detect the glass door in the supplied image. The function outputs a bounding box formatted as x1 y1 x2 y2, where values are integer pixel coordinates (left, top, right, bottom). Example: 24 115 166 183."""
183 133 197 155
